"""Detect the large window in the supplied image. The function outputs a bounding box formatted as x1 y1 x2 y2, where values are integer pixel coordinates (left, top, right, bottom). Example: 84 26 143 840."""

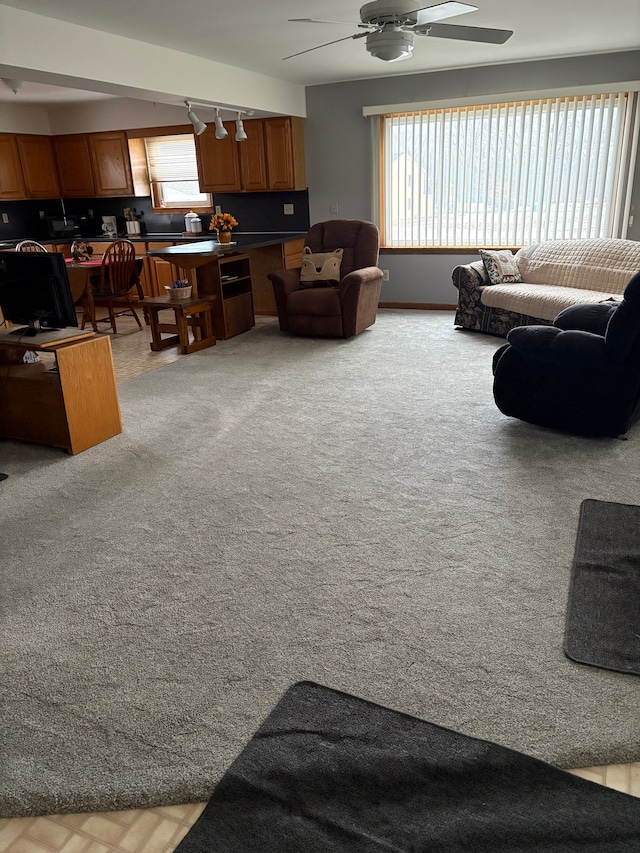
143 134 210 212
380 91 638 247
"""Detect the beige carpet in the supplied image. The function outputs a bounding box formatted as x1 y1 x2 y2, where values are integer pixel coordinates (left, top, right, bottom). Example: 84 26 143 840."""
1 310 639 819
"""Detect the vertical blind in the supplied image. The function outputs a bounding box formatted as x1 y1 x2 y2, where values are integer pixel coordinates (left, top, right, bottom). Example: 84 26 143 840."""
382 92 637 247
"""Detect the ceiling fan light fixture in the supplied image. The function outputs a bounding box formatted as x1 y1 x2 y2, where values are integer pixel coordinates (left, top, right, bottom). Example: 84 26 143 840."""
366 29 414 62
214 109 228 140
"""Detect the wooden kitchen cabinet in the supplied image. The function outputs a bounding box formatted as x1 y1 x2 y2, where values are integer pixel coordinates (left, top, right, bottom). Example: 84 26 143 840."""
264 117 306 191
15 135 61 199
238 119 268 191
195 116 306 193
195 122 241 193
0 133 26 200
53 134 96 197
145 242 189 297
249 237 305 315
88 131 134 196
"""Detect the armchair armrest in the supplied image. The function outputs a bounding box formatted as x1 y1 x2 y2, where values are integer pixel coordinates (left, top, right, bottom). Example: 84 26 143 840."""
338 266 384 292
268 268 301 297
507 325 608 369
553 302 618 334
339 267 384 338
452 260 488 293
267 268 302 332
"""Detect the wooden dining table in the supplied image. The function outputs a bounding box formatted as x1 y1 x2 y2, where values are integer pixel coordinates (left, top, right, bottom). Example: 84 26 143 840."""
65 259 105 304
65 257 146 329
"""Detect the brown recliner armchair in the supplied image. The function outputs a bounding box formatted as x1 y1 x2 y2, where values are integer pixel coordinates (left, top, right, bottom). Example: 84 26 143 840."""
268 220 383 338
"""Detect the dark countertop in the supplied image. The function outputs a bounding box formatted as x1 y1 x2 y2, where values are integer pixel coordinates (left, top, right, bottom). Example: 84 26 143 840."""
146 232 306 258
1 232 306 250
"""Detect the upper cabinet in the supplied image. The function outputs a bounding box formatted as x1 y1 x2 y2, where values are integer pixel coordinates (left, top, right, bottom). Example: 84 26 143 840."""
0 134 27 200
195 122 242 193
15 135 61 198
263 117 306 192
87 131 134 196
196 116 306 193
1 130 134 201
237 119 268 192
54 131 133 197
53 134 96 197
0 134 61 200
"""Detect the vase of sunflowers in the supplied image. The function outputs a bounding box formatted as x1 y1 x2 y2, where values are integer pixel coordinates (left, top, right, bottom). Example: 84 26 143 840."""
209 212 238 243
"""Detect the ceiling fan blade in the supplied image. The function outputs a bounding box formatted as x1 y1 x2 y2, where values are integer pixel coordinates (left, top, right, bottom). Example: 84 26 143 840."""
288 18 358 25
407 2 478 26
418 21 513 43
283 32 367 60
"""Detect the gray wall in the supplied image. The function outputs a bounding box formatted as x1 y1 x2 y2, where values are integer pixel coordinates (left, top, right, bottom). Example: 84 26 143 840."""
305 51 640 304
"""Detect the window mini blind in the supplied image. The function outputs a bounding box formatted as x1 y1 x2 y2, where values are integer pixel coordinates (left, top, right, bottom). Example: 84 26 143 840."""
144 134 199 182
382 91 637 247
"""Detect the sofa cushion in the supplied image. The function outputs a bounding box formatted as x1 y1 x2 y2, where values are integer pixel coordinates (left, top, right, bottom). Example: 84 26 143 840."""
515 238 640 294
479 249 522 284
481 282 623 322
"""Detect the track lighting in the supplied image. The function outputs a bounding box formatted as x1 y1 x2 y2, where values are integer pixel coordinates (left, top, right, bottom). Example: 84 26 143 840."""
186 103 207 136
184 100 254 140
214 109 228 140
235 113 248 142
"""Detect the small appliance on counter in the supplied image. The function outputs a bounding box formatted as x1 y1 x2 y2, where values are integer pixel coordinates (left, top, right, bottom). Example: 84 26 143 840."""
101 215 118 238
45 216 81 240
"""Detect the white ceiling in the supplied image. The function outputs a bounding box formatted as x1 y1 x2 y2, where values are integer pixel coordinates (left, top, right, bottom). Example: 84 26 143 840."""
0 0 639 106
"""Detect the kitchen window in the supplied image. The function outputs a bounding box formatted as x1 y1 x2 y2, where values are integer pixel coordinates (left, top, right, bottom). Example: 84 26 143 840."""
375 91 638 248
142 133 211 213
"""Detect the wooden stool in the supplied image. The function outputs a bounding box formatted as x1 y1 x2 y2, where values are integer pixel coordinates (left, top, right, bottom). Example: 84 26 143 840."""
140 295 217 354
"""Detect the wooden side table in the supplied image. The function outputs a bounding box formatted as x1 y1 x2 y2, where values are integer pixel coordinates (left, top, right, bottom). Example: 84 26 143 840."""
140 295 217 354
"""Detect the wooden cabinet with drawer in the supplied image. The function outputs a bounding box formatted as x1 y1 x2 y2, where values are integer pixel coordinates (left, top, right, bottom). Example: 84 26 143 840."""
249 237 305 315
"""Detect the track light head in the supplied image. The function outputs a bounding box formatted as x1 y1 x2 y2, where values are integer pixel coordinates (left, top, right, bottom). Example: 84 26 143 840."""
214 109 228 140
188 110 207 136
235 113 248 142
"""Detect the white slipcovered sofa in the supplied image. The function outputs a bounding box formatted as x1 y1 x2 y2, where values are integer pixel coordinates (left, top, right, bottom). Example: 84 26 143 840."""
452 238 640 337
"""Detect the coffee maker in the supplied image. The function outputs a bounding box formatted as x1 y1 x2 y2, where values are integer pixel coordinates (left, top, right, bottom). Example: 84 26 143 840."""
101 215 118 238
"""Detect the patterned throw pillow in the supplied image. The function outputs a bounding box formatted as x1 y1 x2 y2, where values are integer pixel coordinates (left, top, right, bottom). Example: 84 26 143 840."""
479 249 522 284
299 247 344 288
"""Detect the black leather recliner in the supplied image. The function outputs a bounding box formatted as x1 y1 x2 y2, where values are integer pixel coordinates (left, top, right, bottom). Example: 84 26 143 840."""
492 270 640 437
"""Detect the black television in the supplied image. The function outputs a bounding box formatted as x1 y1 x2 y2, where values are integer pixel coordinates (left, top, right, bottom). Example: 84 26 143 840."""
0 251 78 337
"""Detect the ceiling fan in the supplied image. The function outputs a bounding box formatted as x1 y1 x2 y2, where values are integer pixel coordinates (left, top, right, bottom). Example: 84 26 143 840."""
284 1 513 62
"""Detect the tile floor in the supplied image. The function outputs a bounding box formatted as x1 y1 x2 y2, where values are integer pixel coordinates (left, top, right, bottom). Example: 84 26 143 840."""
2 316 638 852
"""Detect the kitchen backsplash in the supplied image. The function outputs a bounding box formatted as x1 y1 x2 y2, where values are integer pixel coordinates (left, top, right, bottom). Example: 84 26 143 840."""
0 190 310 242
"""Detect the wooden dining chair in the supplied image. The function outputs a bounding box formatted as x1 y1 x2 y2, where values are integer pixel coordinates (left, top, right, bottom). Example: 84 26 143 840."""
81 239 143 334
16 240 48 252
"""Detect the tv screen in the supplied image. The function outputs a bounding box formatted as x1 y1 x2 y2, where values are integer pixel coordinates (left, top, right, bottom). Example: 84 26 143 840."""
0 251 78 337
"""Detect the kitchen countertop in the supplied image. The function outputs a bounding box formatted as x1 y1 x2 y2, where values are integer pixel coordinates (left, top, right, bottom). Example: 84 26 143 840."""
146 232 306 258
0 232 306 249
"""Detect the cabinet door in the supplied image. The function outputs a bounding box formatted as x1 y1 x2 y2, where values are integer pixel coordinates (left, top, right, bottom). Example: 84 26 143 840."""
88 131 134 196
53 134 95 197
238 120 268 191
195 123 241 193
264 117 306 190
0 134 26 200
16 135 61 199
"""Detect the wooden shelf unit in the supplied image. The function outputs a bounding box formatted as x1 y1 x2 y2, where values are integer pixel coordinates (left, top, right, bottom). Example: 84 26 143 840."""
217 254 254 339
